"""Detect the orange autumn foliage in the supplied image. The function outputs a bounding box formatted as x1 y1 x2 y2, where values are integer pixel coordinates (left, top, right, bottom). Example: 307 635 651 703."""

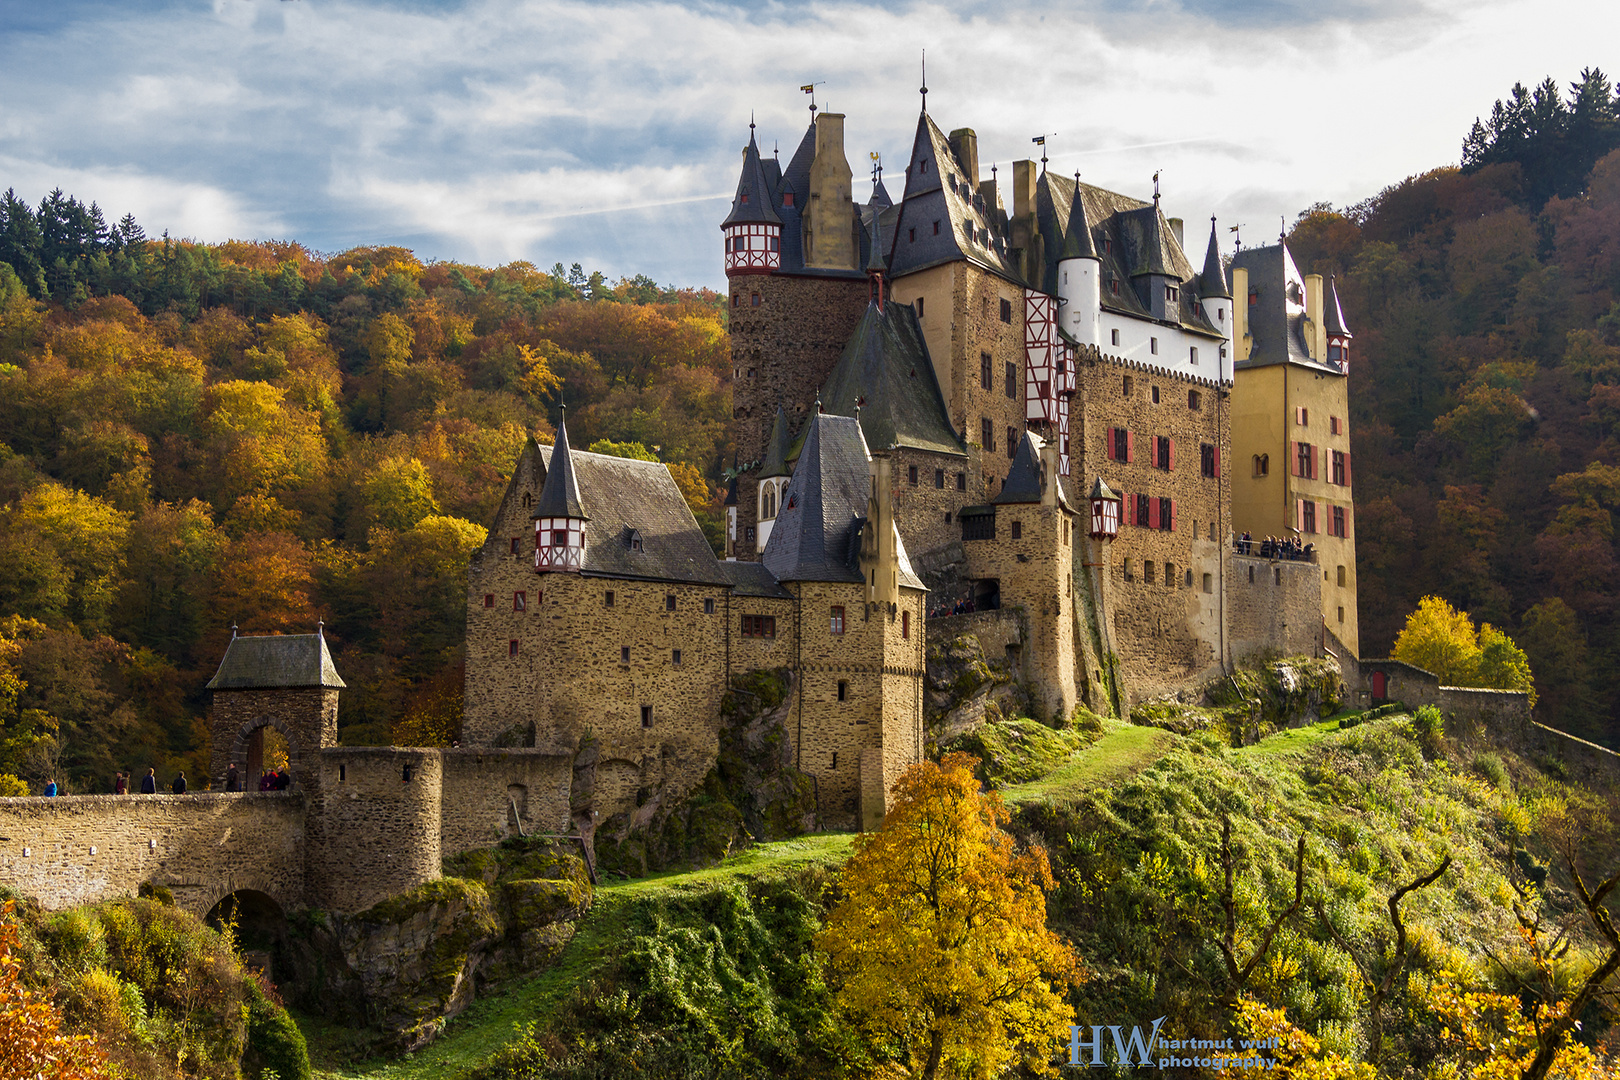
0 900 115 1080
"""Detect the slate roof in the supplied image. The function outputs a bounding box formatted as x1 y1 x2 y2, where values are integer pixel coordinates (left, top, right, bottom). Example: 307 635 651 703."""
1036 173 1226 340
719 559 793 599
774 121 817 271
207 633 346 690
1057 175 1097 260
1324 275 1351 337
817 300 966 459
991 430 1073 509
759 406 794 479
1229 243 1337 371
533 444 730 586
762 414 871 585
533 412 587 519
1200 218 1230 299
721 131 782 228
887 111 1023 283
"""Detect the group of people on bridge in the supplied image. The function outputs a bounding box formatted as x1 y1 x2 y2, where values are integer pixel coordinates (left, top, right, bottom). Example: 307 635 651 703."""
35 763 292 796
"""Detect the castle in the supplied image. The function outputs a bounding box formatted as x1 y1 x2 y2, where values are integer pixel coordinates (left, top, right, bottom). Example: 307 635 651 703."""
0 92 1375 923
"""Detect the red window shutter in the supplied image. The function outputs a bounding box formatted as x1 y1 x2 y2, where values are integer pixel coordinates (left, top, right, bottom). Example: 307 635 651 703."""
1290 441 1299 476
1295 499 1304 532
1316 447 1323 481
1212 446 1221 477
1126 430 1135 463
1167 438 1176 471
1148 498 1160 529
1124 492 1134 526
1106 427 1116 461
1344 452 1352 487
1170 500 1178 532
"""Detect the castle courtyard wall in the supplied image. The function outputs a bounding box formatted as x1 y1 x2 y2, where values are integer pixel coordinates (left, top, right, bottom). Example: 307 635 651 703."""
0 792 306 916
310 748 443 914
437 749 574 854
1227 552 1324 665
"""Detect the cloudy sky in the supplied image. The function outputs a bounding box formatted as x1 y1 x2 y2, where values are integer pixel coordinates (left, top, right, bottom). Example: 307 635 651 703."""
0 0 1611 288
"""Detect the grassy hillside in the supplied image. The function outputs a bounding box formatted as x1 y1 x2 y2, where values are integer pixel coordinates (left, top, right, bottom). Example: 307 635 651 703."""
292 703 1620 1080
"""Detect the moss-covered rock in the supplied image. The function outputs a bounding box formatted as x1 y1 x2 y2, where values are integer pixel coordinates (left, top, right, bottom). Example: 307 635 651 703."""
925 634 1031 749
942 713 1103 787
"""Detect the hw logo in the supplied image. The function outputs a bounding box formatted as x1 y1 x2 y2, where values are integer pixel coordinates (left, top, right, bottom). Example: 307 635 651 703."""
1068 1017 1166 1067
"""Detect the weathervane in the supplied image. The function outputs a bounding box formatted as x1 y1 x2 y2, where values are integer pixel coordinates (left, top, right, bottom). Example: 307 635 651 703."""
1032 134 1053 171
1230 222 1245 251
1152 170 1161 203
800 82 823 115
920 51 928 112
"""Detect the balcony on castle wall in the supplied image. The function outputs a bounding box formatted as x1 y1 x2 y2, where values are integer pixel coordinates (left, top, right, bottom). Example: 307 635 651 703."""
1231 537 1317 563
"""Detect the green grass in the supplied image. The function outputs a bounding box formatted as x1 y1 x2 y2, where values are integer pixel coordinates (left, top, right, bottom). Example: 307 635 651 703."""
999 721 1172 806
1235 713 1410 759
304 833 856 1080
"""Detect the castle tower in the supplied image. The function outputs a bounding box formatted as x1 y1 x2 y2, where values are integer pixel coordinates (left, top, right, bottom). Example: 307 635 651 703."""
725 113 870 561
1055 175 1101 349
961 431 1078 722
533 411 587 573
722 125 782 275
1228 241 1359 657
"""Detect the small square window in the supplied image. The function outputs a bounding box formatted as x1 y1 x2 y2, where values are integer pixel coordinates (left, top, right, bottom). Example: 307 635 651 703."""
751 292 761 307
1007 427 1017 458
1150 337 1159 355
831 752 838 769
916 297 924 319
901 611 910 639
1190 346 1199 365
704 598 716 614
908 465 919 486
831 606 845 635
510 536 521 555
513 591 526 612
935 469 945 488
508 639 519 657
1122 375 1133 396
945 511 952 524
1000 298 1012 323
666 594 676 611
909 227 916 243
1202 572 1213 594
483 594 494 608
672 649 682 665
933 220 941 235
1005 361 1017 399
1111 328 1120 346
837 680 847 702
641 705 653 728
1011 521 1022 540
605 590 615 607
1151 385 1161 404
956 472 967 491
621 646 631 662
1189 390 1202 410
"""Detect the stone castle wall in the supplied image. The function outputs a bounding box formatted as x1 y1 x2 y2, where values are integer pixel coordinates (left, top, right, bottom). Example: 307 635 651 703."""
438 748 574 855
886 446 974 561
1227 552 1324 665
209 687 338 791
309 748 443 914
1074 354 1230 702
0 792 306 915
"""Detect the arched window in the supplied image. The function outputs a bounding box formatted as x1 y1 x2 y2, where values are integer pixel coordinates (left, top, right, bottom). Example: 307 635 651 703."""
1252 453 1269 477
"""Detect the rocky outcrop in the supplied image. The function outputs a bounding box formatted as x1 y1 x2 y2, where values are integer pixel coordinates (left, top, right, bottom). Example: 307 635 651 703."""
284 838 591 1052
1130 656 1346 744
592 669 817 878
925 633 1030 749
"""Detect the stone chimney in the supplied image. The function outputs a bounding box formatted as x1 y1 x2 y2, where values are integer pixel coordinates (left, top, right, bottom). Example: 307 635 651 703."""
948 128 979 187
807 113 855 271
1304 273 1325 362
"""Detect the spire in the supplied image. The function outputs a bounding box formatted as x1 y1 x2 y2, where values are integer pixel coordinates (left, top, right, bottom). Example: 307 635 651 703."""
721 126 782 229
919 51 927 112
1200 216 1230 299
1323 274 1351 337
1058 175 1097 260
534 409 588 520
865 202 888 278
759 406 794 479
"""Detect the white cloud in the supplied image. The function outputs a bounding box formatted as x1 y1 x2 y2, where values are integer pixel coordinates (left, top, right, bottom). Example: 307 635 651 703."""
0 0 1613 285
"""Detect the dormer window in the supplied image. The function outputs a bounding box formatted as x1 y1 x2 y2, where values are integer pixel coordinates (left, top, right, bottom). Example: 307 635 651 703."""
627 528 643 552
920 159 928 174
783 191 795 207
740 193 748 204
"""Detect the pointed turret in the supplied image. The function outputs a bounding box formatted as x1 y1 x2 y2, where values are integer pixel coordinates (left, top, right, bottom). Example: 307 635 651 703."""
1323 274 1352 367
1200 217 1230 300
759 407 793 479
1056 176 1102 348
1058 179 1097 260
721 125 783 276
533 411 588 572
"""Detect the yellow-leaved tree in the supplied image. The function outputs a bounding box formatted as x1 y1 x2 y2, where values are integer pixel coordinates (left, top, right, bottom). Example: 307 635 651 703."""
0 900 114 1080
816 752 1080 1080
1392 595 1536 703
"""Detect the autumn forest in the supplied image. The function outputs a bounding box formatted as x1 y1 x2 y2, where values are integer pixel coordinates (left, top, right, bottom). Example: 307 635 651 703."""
1 69 1619 792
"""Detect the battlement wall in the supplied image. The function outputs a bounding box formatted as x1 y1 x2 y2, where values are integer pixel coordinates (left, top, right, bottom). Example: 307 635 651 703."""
1227 552 1323 664
0 792 305 915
